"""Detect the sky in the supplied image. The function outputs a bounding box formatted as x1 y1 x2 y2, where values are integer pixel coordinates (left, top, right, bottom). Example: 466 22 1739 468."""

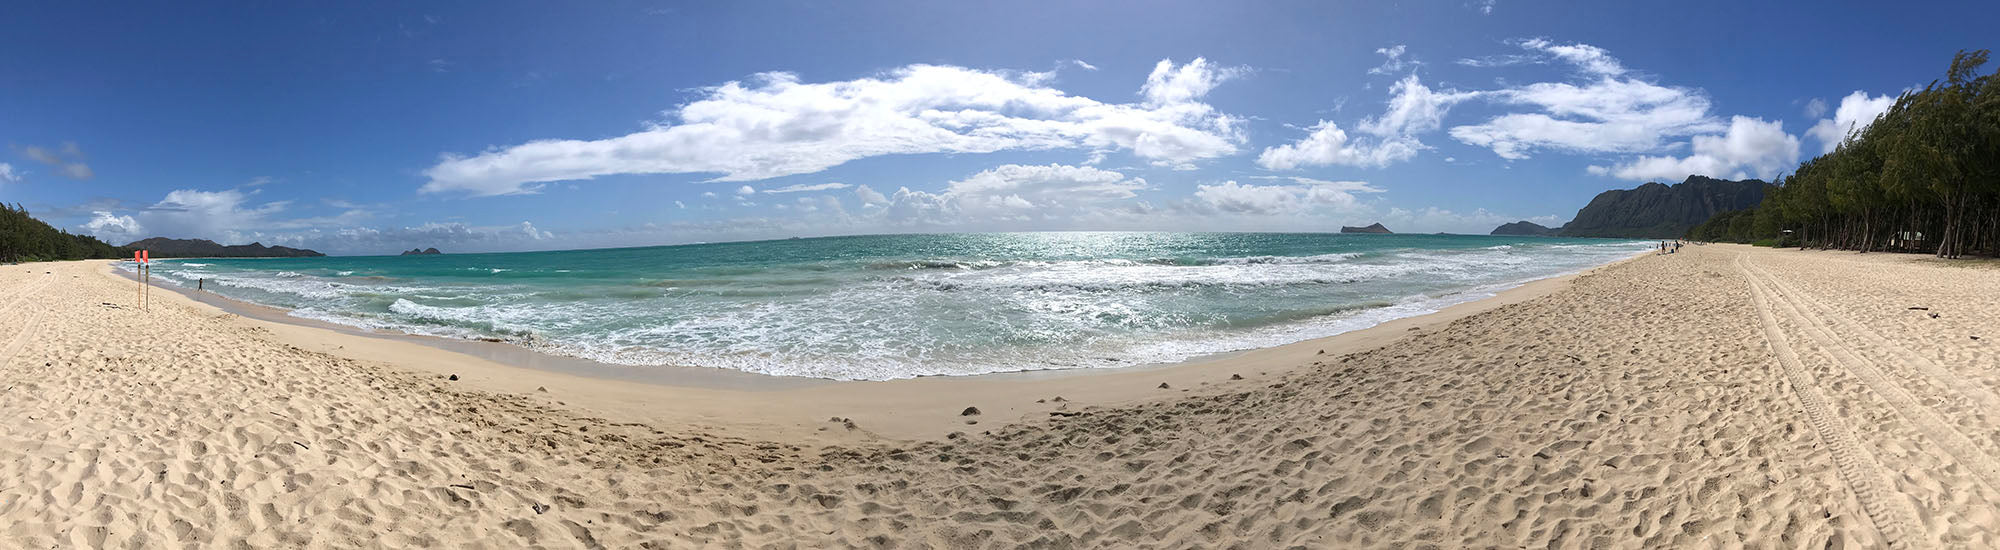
1 1 1990 255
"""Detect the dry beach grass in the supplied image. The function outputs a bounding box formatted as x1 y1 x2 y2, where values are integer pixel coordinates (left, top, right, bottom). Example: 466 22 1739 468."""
0 244 1996 548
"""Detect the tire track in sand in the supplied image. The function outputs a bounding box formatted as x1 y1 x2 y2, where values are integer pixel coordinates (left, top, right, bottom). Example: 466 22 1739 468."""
1743 256 2000 416
0 273 50 316
1736 254 1914 549
1743 255 2000 497
0 274 54 369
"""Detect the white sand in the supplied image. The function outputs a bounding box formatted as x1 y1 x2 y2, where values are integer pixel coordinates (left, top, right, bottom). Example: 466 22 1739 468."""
0 244 1995 547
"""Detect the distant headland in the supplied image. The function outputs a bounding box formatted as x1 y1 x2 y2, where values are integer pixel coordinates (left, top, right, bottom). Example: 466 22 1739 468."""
122 237 324 258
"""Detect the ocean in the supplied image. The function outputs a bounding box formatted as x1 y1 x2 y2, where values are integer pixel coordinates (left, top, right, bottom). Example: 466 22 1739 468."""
129 232 1647 380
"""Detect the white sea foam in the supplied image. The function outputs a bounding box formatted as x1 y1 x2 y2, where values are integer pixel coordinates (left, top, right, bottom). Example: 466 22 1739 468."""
144 236 1653 381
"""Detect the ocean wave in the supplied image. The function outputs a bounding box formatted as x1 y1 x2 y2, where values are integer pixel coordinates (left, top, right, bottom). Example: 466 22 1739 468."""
206 275 346 300
387 299 538 337
149 234 1649 381
867 253 1366 272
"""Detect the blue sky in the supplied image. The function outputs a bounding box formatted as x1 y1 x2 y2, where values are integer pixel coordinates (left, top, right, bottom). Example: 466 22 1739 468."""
1 1 1990 254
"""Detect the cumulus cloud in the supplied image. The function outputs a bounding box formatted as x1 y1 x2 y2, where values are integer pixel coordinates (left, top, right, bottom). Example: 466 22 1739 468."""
1259 121 1419 170
82 211 143 241
854 184 889 206
421 59 1246 196
1449 41 1720 159
519 221 553 240
1805 91 1896 154
1259 75 1474 170
1586 116 1800 181
762 182 851 193
136 189 291 243
735 185 755 196
1359 75 1479 138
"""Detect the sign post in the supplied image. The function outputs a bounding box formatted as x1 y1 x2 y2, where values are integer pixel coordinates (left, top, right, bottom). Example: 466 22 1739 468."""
134 249 151 310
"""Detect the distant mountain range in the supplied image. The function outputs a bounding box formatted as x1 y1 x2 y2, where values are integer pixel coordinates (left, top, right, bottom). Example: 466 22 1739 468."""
401 247 442 255
124 238 324 258
1340 223 1392 234
1489 175 1770 239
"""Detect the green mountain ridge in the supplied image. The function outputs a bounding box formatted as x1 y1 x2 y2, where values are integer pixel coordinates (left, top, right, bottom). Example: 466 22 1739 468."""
123 237 325 258
1556 176 1770 239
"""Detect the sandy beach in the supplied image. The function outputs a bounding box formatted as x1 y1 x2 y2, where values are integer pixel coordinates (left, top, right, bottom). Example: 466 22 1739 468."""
3 244 1997 548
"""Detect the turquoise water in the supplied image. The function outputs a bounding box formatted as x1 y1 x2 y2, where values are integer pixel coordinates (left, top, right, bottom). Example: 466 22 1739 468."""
132 232 1646 380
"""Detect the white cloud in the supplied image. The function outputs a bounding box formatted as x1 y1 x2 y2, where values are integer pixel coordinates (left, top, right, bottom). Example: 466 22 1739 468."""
1258 121 1420 170
675 200 686 209
1139 57 1242 105
1359 75 1479 137
137 189 291 243
1447 39 1730 161
1450 76 1719 160
421 59 1246 196
1261 75 1473 170
763 182 851 193
735 185 755 196
701 191 718 199
878 164 1148 223
0 163 18 184
1805 91 1895 154
1518 38 1624 77
1476 0 1497 14
1803 97 1829 119
854 184 889 206
82 211 142 240
1367 45 1413 75
1457 54 1536 68
1255 176 1381 192
1071 59 1099 71
72 188 381 247
1188 179 1380 215
519 221 553 240
1586 116 1800 181
317 221 562 254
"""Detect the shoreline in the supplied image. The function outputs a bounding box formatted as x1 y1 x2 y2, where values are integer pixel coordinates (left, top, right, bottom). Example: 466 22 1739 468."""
101 252 1640 441
119 251 1640 387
